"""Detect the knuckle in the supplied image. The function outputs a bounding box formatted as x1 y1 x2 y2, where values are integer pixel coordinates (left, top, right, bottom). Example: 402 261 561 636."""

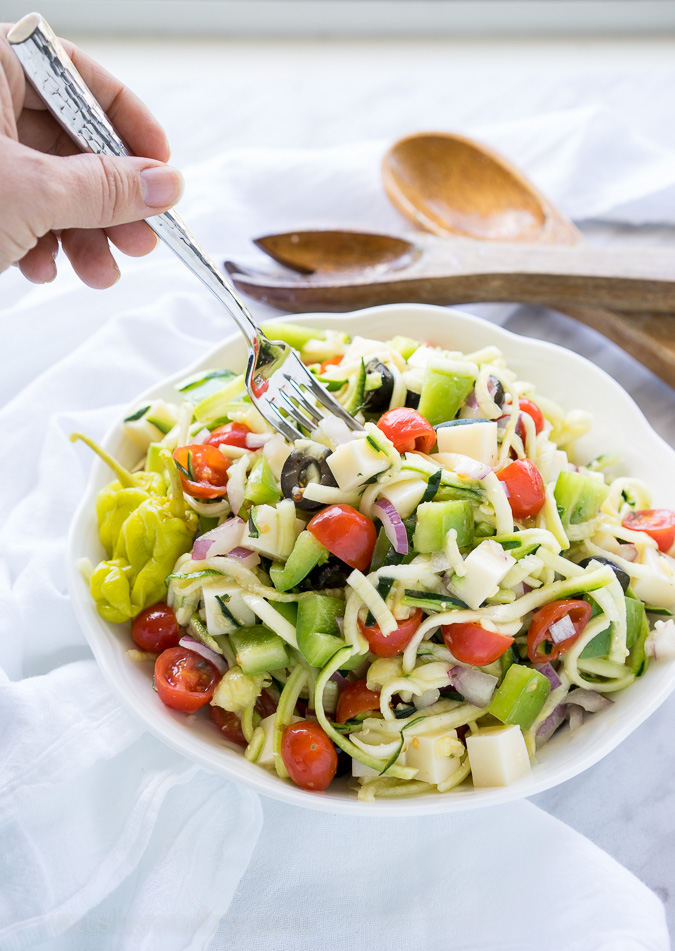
95 155 135 226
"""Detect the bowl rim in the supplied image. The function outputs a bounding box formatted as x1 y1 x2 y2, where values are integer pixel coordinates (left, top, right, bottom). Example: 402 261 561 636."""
66 302 675 816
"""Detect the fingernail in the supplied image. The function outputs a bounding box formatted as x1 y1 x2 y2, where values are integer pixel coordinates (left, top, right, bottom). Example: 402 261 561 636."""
140 165 184 209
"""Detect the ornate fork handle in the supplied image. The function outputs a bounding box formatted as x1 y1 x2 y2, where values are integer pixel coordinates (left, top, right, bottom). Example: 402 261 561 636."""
8 13 261 350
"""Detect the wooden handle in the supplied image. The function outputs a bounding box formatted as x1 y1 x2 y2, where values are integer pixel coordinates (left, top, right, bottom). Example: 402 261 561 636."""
417 237 675 312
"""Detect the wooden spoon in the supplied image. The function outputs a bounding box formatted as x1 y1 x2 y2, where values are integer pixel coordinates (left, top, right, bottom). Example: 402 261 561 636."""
382 131 675 385
235 230 675 313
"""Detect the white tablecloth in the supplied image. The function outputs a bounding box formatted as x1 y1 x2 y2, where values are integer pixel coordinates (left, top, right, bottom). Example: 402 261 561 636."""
1 34 674 949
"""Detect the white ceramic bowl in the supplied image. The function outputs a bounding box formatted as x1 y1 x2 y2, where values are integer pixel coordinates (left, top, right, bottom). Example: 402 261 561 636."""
67 304 675 816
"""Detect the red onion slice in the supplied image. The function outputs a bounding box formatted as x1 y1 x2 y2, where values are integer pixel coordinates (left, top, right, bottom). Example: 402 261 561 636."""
549 614 577 644
448 665 498 707
536 704 568 745
179 635 228 674
245 432 274 449
193 517 244 561
533 662 562 690
568 704 586 734
565 689 613 713
615 543 638 563
329 670 349 690
457 459 493 481
227 547 261 569
373 498 409 555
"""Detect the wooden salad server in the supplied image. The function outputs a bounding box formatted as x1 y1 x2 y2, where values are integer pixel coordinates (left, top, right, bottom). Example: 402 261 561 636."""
381 132 675 386
227 132 675 386
227 228 675 315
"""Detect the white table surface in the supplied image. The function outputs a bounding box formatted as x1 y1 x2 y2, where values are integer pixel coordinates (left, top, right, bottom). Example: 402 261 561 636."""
2 33 674 939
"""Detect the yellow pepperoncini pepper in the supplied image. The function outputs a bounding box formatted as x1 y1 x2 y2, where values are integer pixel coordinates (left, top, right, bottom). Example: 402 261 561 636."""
72 435 198 623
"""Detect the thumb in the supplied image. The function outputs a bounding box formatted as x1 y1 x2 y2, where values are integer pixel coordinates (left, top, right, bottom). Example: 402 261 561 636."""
38 152 184 231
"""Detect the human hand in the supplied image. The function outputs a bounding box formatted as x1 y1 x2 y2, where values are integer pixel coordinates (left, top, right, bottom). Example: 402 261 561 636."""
0 26 183 288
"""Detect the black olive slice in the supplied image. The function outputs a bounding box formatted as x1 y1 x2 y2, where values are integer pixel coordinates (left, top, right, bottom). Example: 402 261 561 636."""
487 375 505 409
298 556 352 591
362 359 395 413
577 556 630 592
280 447 337 512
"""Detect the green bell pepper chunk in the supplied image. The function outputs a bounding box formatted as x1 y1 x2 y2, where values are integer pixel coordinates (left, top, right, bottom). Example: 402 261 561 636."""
489 664 551 730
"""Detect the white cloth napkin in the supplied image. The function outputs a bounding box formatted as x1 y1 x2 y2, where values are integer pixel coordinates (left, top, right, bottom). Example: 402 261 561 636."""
0 105 672 950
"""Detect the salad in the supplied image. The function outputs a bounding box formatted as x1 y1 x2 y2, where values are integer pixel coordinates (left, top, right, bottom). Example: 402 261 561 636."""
77 321 675 801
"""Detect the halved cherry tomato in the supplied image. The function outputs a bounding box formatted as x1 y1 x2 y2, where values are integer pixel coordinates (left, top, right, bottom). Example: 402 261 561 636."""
131 602 182 653
210 689 277 747
307 504 377 572
358 608 423 658
281 720 338 790
376 407 436 454
441 622 514 666
319 354 344 374
336 680 381 722
527 599 592 663
210 705 247 746
173 444 230 499
623 509 675 553
154 646 221 713
517 398 545 435
206 422 252 450
497 458 545 519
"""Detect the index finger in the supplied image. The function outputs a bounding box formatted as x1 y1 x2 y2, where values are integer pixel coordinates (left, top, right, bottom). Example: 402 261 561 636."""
22 34 171 163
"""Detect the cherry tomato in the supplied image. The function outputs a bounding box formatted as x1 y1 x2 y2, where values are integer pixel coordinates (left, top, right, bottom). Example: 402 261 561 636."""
210 689 277 747
210 705 246 746
281 720 338 791
358 608 423 658
527 599 593 663
497 458 546 519
441 622 514 666
154 646 221 713
131 602 182 653
173 444 230 499
319 354 344 374
517 398 545 435
336 680 381 722
206 422 252 450
307 504 377 572
622 509 675 553
376 408 436 454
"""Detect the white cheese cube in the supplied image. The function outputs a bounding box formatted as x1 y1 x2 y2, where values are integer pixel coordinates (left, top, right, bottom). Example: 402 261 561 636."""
547 449 569 486
403 728 464 785
203 581 256 635
435 421 498 467
631 548 675 609
242 502 299 560
448 539 516 610
124 399 179 450
327 436 390 492
406 345 437 369
466 724 531 787
257 713 302 768
380 479 427 519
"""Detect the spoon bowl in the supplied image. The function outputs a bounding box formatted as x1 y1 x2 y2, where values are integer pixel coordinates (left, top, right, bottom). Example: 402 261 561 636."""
383 132 578 245
254 230 417 275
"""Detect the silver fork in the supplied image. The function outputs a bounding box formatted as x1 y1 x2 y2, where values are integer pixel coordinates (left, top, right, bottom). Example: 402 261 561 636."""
9 13 361 444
